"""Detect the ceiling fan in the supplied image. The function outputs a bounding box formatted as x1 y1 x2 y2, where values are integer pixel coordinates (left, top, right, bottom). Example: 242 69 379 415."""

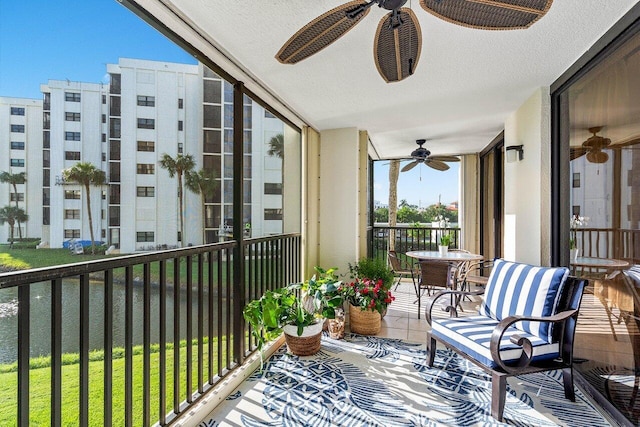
401 139 460 172
571 126 640 164
276 0 554 83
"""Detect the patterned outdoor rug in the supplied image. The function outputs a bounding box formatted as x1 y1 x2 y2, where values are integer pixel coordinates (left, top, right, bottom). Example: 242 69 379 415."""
199 334 610 426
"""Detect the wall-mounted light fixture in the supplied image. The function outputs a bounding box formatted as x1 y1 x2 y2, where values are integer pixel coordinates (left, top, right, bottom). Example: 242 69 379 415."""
505 145 524 163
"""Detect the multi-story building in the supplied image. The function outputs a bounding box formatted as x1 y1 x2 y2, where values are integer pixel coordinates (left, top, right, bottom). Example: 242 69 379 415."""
0 58 286 252
0 96 43 243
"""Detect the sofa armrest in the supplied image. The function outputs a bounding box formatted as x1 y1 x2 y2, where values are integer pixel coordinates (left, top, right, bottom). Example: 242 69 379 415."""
425 289 484 325
489 309 578 374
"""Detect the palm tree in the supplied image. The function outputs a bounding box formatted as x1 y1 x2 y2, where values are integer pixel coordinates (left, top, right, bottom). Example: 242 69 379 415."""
0 206 28 248
159 153 196 247
0 171 26 239
267 133 284 159
185 168 219 244
388 160 400 252
62 162 106 254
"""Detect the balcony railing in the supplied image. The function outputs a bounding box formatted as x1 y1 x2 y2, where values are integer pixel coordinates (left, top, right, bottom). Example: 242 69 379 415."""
369 225 461 262
573 227 639 264
0 233 301 426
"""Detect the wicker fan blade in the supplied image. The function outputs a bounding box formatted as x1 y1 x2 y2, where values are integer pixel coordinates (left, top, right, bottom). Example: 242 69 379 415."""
570 147 588 161
401 161 419 172
425 159 450 171
276 1 370 64
429 155 460 162
374 8 422 83
419 0 553 30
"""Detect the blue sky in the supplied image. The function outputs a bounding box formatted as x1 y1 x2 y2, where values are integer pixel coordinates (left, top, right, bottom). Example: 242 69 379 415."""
1 0 458 207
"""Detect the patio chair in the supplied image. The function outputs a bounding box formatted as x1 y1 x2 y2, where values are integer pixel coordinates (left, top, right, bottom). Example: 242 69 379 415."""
417 258 471 319
388 250 417 291
462 259 494 291
425 259 586 421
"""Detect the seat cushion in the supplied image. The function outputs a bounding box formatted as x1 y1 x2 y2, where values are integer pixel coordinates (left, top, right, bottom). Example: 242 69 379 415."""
432 315 560 369
479 259 569 342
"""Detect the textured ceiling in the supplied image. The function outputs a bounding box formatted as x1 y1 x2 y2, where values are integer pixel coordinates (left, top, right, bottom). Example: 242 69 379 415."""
145 0 638 159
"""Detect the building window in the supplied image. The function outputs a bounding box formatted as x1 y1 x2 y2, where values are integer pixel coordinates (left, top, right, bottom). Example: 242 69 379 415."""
102 114 106 124
572 172 581 188
64 209 81 219
10 124 25 133
137 164 155 174
265 110 277 119
102 133 106 142
65 131 81 141
102 95 106 104
178 120 183 131
264 183 283 195
137 140 155 152
65 151 81 161
136 186 155 197
264 208 283 220
11 107 25 116
178 98 184 109
10 159 25 167
43 207 50 225
65 190 81 200
10 193 24 202
137 95 155 107
65 112 81 121
178 143 183 154
64 229 81 238
571 205 581 217
43 150 50 167
65 92 81 102
136 231 155 242
11 141 25 150
137 118 155 129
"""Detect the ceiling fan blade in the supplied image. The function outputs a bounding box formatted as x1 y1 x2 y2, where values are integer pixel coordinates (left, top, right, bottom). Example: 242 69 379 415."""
276 1 371 64
428 155 460 162
586 150 609 164
401 161 419 172
425 159 450 171
374 8 422 83
419 0 553 30
570 147 588 161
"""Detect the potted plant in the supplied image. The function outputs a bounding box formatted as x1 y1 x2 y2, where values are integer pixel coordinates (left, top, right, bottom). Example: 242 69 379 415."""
341 276 395 336
439 233 451 255
348 257 395 318
243 266 342 358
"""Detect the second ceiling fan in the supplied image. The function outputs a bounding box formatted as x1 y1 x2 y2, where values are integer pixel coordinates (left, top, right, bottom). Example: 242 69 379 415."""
276 0 554 83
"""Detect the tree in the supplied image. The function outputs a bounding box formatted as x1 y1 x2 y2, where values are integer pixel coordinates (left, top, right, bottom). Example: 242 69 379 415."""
185 168 219 244
388 160 400 251
374 207 388 223
267 133 284 159
0 206 28 248
62 162 106 254
159 153 196 247
0 171 26 239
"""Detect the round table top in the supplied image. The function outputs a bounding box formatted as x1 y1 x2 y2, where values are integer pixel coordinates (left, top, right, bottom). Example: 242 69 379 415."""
570 256 629 270
405 250 483 262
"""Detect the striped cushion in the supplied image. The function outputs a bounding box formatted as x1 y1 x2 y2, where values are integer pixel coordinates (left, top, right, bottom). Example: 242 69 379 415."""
479 259 569 342
432 315 560 368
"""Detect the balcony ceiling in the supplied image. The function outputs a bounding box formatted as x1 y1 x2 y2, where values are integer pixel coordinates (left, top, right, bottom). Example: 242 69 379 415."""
134 1 638 159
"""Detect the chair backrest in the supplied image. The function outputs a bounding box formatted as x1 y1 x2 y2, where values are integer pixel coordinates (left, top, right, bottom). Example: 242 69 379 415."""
387 250 402 272
480 259 570 342
419 260 450 288
553 276 586 359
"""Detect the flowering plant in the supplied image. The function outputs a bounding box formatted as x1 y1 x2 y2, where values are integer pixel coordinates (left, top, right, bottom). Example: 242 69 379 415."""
341 277 395 314
569 215 589 249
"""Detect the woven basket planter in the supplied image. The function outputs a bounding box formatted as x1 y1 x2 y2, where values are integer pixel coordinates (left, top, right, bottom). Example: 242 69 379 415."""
349 304 381 335
283 321 323 356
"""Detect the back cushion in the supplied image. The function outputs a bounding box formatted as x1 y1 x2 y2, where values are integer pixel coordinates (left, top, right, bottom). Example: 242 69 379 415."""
479 259 569 342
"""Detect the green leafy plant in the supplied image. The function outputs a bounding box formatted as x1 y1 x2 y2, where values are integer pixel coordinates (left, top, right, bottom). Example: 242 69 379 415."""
348 257 394 290
439 233 452 247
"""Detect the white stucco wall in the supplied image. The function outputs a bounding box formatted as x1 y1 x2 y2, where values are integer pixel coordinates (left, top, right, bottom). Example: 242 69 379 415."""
503 87 551 265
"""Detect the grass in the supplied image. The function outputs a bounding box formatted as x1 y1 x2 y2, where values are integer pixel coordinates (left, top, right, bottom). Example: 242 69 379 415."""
0 337 231 426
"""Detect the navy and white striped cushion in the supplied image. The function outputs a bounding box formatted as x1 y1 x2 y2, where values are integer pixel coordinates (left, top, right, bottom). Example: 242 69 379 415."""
479 259 569 342
432 315 560 368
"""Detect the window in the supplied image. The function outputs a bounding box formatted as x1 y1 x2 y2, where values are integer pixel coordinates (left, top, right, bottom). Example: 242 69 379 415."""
65 112 81 121
572 172 580 188
136 186 155 197
11 141 25 150
265 110 276 119
178 120 183 131
65 190 81 200
110 118 121 138
102 114 106 124
65 151 81 161
102 95 106 104
264 208 283 220
137 95 155 107
64 229 81 238
178 143 183 154
571 205 581 217
43 150 50 167
10 193 24 202
137 118 155 129
65 92 81 102
11 107 25 115
137 164 155 174
64 209 81 219
11 124 25 133
178 98 184 109
65 131 81 141
136 232 155 242
137 140 155 152
42 207 50 225
10 159 25 167
264 183 283 195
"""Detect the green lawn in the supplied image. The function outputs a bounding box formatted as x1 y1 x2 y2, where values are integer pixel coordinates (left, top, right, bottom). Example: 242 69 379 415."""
0 338 230 426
